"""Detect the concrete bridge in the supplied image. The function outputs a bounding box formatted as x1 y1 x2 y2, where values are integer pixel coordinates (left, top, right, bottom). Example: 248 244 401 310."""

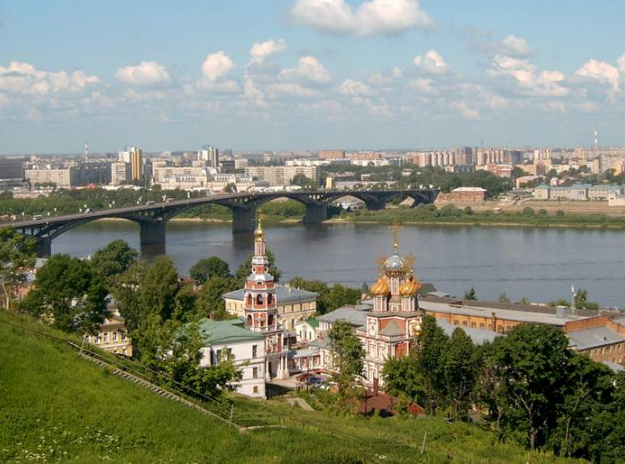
7 189 438 257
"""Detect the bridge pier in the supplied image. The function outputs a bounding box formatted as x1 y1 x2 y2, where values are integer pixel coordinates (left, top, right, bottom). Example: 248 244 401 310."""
139 220 166 247
304 204 328 223
232 208 256 233
36 237 52 258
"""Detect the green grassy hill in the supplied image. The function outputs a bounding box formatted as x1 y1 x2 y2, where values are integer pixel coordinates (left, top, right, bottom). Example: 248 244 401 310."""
0 311 577 464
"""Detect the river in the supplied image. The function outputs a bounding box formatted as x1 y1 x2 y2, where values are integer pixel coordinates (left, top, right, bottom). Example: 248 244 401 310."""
50 220 625 309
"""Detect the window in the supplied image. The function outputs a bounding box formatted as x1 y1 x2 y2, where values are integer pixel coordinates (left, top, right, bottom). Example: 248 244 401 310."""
103 332 109 343
252 345 257 358
113 331 118 342
256 294 263 305
121 331 126 340
479 323 485 329
253 367 259 378
253 386 259 393
471 322 476 328
462 321 468 327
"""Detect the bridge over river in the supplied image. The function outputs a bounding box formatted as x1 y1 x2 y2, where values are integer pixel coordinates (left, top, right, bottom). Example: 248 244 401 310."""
8 188 438 257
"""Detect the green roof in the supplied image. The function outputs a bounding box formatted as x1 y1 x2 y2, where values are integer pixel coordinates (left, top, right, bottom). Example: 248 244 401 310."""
306 318 319 328
197 319 265 346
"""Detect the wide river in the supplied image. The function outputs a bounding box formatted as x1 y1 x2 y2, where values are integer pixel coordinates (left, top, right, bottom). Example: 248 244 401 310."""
50 221 625 309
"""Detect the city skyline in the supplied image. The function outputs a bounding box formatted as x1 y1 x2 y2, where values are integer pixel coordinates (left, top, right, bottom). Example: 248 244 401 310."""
0 0 624 153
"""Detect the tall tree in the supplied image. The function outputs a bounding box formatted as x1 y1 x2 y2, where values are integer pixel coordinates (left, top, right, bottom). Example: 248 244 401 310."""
485 324 572 451
383 354 426 405
110 259 149 332
414 315 449 415
139 255 180 322
195 276 238 320
189 256 231 284
0 228 37 310
464 287 477 300
328 320 365 396
23 254 108 333
90 239 138 281
439 328 477 419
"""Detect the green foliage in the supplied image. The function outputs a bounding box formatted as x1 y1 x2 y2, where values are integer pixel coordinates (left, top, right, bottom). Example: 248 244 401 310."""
22 254 108 333
383 354 426 405
498 292 510 303
139 256 180 322
481 324 573 451
328 320 365 396
414 315 449 414
90 239 138 281
464 286 477 300
289 277 360 315
573 288 599 310
195 276 238 320
290 173 317 190
189 256 231 284
439 328 478 420
0 227 37 310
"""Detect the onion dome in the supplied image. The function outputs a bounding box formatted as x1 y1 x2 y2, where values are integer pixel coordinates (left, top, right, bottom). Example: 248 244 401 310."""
254 217 264 241
371 276 390 296
384 253 404 272
399 276 422 296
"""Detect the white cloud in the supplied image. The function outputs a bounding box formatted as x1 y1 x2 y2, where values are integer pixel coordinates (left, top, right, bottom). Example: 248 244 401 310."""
291 0 434 36
368 67 402 86
279 56 330 84
488 55 569 97
413 50 448 75
575 59 620 91
114 61 173 87
202 51 235 81
0 61 101 96
408 78 437 95
500 35 531 57
338 79 372 96
266 83 321 99
450 101 479 119
250 39 287 64
618 53 625 74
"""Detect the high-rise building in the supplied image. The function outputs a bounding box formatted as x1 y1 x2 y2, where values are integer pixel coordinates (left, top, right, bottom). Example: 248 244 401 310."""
130 147 143 181
111 161 130 186
0 157 26 180
244 166 320 186
198 145 219 167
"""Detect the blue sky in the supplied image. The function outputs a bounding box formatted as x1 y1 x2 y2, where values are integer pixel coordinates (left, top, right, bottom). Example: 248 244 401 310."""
0 0 624 153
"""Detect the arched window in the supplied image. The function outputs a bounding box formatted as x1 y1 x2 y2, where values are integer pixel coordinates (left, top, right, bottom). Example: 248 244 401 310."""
268 314 275 326
246 315 252 325
246 294 252 306
256 294 263 305
267 294 273 305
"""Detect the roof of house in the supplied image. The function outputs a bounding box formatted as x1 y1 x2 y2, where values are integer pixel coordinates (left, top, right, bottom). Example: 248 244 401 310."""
602 361 624 373
567 326 625 351
296 317 319 328
452 187 487 192
197 319 265 346
437 319 501 345
222 284 317 304
318 306 369 327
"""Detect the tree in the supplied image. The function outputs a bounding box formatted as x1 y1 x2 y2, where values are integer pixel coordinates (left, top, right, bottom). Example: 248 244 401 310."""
464 287 477 300
498 292 510 303
414 315 449 414
110 259 149 332
189 257 231 284
439 328 477 419
484 324 572 451
23 254 108 333
139 256 180 322
235 249 281 285
574 288 599 310
195 276 238 320
0 228 37 310
328 320 365 396
90 239 138 281
383 354 426 406
289 277 360 315
290 173 317 190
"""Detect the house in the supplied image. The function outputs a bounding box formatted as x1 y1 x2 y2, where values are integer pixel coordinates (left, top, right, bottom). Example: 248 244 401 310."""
295 318 319 343
197 318 267 399
223 285 317 331
86 309 133 357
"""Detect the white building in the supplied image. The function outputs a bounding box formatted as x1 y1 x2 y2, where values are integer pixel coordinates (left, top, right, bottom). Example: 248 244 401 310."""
197 319 267 399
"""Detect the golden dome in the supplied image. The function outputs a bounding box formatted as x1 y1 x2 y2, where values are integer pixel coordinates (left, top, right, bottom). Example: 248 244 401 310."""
370 276 390 296
399 276 422 296
254 215 264 241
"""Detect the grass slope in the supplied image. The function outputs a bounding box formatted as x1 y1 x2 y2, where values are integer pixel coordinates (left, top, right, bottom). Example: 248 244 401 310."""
0 311 578 464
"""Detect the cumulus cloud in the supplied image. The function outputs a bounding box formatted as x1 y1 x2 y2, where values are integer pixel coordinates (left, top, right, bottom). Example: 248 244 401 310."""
279 56 330 84
338 79 372 96
114 61 173 87
202 51 235 81
488 55 569 97
450 101 479 119
413 50 448 75
575 59 620 91
500 35 531 57
250 39 287 64
0 61 101 95
290 0 434 36
408 78 437 95
368 67 402 86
